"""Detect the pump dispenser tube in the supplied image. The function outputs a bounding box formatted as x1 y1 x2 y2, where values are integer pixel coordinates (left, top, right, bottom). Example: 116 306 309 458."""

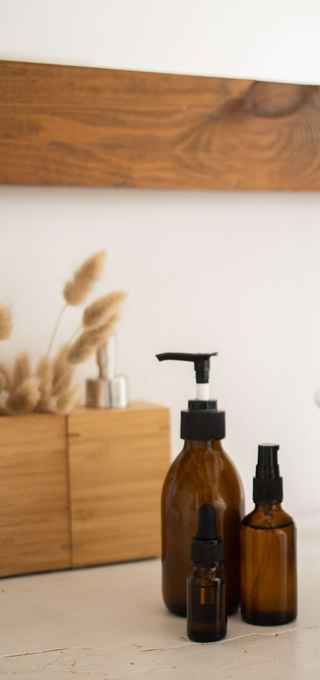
196 384 210 400
156 352 244 617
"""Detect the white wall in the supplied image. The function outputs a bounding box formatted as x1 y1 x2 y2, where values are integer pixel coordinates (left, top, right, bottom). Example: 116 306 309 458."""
1 2 320 526
2 0 320 84
2 188 320 526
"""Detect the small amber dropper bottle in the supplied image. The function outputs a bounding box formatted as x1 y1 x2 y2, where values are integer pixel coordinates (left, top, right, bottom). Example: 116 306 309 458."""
187 504 227 642
241 444 297 626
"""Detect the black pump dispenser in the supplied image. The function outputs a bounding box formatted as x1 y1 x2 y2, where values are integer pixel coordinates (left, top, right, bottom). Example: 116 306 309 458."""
156 352 225 441
192 504 224 565
253 444 283 504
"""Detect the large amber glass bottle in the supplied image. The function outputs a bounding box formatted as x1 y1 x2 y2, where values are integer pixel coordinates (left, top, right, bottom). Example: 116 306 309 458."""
162 437 244 616
157 352 244 617
240 445 297 625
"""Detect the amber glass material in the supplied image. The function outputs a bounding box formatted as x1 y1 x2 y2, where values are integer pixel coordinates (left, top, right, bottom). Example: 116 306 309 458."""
187 564 227 642
240 503 297 625
162 440 244 616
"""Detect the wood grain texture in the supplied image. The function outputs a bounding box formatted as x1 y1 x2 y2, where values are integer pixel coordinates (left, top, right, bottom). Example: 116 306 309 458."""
68 403 170 567
1 59 320 190
0 414 71 576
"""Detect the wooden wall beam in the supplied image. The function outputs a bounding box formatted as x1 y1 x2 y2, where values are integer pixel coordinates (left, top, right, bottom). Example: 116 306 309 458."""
0 59 319 190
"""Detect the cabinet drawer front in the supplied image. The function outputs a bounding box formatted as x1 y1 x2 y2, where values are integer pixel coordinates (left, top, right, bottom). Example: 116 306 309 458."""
68 405 170 566
0 414 71 576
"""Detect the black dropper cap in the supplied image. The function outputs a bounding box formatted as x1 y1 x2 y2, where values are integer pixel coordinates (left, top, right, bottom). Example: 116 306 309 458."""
253 444 283 504
156 353 225 441
192 504 224 566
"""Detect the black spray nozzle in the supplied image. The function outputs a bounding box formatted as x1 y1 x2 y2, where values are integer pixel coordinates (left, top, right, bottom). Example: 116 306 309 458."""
253 444 283 504
192 504 224 565
256 444 280 479
156 352 218 384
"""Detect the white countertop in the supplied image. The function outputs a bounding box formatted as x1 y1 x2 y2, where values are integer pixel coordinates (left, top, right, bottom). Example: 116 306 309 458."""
0 527 318 679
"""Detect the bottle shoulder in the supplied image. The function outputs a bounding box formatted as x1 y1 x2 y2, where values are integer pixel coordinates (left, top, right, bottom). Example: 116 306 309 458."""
162 441 244 508
162 446 185 484
242 505 295 530
219 446 244 485
164 441 241 475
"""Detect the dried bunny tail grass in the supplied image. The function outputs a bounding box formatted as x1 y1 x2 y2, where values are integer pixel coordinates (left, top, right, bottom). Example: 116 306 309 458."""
54 385 81 415
63 251 106 306
52 367 74 399
53 344 70 375
83 291 127 328
41 394 59 415
37 357 53 389
48 251 106 354
6 378 40 415
36 357 53 410
97 345 107 380
12 353 32 391
0 305 12 340
68 314 119 365
85 313 119 346
68 334 99 364
52 345 73 395
0 364 11 392
53 370 74 400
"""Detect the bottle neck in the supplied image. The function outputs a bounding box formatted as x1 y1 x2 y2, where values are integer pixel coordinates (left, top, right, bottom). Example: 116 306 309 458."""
254 501 282 512
192 564 219 576
184 439 223 453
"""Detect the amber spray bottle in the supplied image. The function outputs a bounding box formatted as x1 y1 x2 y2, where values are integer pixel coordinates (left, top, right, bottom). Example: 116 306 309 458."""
187 504 227 642
156 352 244 617
241 444 297 625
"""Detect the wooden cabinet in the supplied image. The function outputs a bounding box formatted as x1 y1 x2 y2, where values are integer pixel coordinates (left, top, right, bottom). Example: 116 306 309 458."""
0 414 71 576
0 403 170 577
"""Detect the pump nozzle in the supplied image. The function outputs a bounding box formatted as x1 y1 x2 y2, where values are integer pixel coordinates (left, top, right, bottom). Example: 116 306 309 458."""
156 351 225 440
156 353 217 384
